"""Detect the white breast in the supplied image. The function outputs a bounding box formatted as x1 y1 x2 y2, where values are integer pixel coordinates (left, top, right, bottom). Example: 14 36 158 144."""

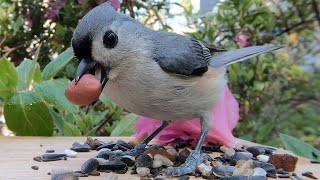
104 59 227 121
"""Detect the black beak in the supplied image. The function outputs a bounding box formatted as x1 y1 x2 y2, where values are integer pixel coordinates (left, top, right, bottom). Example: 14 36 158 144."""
75 58 97 84
75 58 109 106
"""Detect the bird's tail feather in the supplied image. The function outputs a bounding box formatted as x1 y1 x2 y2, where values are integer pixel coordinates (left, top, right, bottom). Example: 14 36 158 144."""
210 45 283 68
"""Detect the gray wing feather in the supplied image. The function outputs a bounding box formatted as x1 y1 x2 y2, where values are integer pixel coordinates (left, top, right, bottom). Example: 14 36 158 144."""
153 33 211 76
210 45 283 68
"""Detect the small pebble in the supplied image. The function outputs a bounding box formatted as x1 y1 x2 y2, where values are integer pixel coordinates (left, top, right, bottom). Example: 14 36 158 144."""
252 161 276 176
240 152 253 159
212 165 235 177
64 149 78 157
230 152 251 166
145 149 176 162
136 167 150 177
257 155 269 163
220 145 229 153
197 163 212 176
81 158 99 174
154 154 174 167
246 146 265 157
178 149 191 163
135 154 153 168
152 160 163 168
302 171 317 179
165 146 178 156
31 166 39 170
252 168 267 177
225 148 236 158
46 150 55 153
233 159 254 176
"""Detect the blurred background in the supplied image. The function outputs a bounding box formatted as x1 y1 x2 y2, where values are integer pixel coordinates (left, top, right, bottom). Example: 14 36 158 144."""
0 0 319 149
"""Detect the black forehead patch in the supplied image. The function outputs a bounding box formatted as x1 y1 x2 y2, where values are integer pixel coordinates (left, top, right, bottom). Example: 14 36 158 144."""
72 36 92 61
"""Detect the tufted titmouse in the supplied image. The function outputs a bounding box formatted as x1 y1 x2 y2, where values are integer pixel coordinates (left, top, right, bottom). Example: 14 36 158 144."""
72 3 282 176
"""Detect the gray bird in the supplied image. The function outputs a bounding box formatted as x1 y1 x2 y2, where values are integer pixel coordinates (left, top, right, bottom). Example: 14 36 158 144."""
72 3 282 176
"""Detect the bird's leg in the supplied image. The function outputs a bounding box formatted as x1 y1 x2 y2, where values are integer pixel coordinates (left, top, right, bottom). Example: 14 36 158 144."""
165 115 211 176
113 121 169 157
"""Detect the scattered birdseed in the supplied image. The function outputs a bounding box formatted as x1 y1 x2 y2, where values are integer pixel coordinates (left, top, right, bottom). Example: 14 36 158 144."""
31 137 315 179
31 166 39 170
302 171 317 179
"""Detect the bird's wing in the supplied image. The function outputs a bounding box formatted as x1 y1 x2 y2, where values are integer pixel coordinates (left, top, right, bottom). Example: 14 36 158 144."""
153 35 212 76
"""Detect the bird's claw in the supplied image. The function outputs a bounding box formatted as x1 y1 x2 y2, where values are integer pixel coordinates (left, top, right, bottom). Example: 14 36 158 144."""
165 152 209 176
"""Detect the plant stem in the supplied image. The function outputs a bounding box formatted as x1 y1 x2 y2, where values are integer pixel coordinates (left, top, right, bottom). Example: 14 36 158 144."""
95 111 114 134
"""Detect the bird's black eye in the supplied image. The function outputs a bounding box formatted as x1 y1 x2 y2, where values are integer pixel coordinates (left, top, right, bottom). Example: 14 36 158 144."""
103 30 118 49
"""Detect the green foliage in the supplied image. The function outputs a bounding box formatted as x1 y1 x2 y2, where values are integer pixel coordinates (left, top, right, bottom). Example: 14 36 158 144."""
41 48 74 80
1 48 71 135
279 133 320 159
0 57 18 99
33 79 78 113
110 113 138 137
4 90 53 136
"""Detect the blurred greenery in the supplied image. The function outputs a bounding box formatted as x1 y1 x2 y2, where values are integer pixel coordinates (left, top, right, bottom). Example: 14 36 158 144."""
0 0 319 152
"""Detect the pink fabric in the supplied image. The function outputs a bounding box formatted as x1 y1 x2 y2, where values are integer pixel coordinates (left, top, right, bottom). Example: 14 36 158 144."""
134 86 240 148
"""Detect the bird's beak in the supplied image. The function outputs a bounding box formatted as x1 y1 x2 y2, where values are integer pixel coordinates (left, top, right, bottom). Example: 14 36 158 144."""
75 58 97 84
75 58 109 105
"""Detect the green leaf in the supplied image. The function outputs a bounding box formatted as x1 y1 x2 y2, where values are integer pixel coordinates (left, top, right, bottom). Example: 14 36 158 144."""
33 79 78 113
110 113 138 136
50 109 81 136
13 15 23 31
41 48 74 80
33 43 42 62
33 64 42 82
279 133 320 159
16 59 40 90
4 91 54 136
0 57 18 99
99 93 116 111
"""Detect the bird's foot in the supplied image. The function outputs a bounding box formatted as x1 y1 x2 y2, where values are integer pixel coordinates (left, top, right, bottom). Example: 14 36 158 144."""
165 152 209 176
